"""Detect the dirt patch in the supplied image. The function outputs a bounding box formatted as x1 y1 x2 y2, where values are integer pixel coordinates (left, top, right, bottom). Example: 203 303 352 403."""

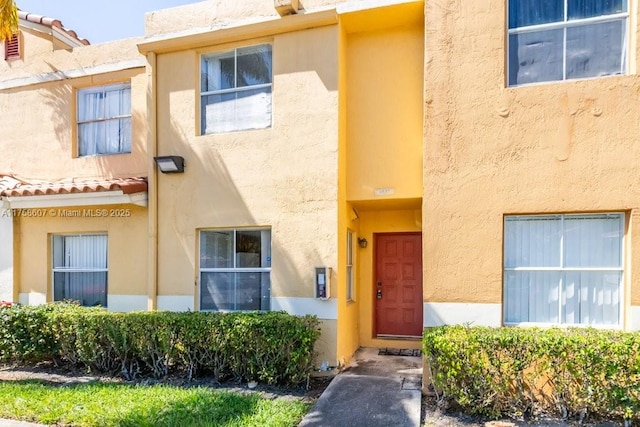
420 393 622 427
422 393 484 427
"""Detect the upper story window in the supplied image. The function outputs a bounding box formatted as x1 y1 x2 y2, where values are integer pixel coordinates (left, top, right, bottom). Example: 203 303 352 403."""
200 44 272 135
508 0 628 86
4 33 20 60
77 82 132 156
504 213 623 327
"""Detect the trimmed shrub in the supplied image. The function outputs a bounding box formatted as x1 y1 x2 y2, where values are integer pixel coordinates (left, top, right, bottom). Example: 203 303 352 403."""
0 303 321 386
423 326 640 424
0 304 60 363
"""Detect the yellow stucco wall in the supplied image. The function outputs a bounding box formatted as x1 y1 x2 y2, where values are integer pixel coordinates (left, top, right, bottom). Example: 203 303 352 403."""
1 30 149 307
153 25 340 361
16 205 148 299
335 23 360 366
2 0 432 363
424 1 640 315
154 25 338 298
144 0 352 38
0 27 74 63
338 10 424 355
346 24 424 202
0 31 147 181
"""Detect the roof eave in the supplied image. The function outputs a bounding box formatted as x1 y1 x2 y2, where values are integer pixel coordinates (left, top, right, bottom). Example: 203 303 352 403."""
51 26 87 48
18 19 85 49
3 191 148 209
137 8 338 55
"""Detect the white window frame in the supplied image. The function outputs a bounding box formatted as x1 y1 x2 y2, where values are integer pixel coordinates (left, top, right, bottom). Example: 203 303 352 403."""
77 82 132 156
347 230 355 302
503 213 624 328
507 0 629 86
200 44 273 135
199 228 271 312
52 234 108 307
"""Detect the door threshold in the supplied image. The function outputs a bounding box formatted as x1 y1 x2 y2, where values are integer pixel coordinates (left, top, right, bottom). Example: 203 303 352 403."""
376 334 422 341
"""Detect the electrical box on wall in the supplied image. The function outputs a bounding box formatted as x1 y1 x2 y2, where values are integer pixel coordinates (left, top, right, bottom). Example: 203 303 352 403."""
315 267 331 300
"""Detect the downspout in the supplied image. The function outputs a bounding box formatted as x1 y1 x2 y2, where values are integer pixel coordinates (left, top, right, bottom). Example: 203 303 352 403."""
146 51 158 310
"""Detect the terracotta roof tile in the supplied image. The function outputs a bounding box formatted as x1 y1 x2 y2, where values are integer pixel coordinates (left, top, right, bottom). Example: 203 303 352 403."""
18 10 90 46
0 177 147 197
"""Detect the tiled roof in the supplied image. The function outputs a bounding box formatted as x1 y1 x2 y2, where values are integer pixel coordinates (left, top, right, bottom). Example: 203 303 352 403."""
18 10 90 46
0 177 147 197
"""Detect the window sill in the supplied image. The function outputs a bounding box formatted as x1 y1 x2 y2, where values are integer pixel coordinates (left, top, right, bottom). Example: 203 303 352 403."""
76 151 132 159
507 72 628 90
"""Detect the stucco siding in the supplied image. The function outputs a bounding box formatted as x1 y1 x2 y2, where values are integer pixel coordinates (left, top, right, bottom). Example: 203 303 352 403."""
154 25 339 304
17 205 148 303
424 1 640 315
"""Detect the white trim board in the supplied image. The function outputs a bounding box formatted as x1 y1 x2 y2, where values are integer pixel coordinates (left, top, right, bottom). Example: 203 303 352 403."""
423 302 502 327
19 20 85 48
0 58 147 91
18 292 47 306
157 295 194 312
0 215 13 302
107 295 148 312
337 0 422 14
628 306 640 331
271 297 337 319
6 191 147 208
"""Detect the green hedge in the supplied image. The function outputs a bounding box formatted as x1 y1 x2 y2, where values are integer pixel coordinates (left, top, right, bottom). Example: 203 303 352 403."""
0 303 320 385
423 326 640 423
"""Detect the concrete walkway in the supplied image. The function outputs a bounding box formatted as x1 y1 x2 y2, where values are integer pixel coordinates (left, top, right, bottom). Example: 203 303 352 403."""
299 347 423 427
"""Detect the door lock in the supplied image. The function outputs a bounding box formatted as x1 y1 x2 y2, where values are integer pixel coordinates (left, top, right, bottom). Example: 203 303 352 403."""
376 289 383 300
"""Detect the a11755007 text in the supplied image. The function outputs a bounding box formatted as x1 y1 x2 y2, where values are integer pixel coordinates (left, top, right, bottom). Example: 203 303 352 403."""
0 208 132 218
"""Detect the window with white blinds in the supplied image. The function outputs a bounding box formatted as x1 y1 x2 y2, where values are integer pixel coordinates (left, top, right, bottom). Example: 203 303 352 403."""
200 44 272 134
504 214 623 326
199 229 271 311
53 234 108 307
77 83 132 156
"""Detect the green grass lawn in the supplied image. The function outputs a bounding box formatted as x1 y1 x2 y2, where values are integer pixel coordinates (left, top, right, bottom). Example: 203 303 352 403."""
0 380 310 426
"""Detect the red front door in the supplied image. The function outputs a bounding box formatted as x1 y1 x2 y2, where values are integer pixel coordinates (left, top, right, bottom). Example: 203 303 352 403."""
375 233 423 337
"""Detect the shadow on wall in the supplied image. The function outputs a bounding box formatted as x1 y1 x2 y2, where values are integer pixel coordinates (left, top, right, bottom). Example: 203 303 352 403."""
36 60 147 180
158 114 324 301
422 304 445 328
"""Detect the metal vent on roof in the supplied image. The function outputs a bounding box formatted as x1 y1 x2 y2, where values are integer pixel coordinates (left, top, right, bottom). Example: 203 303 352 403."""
4 34 20 60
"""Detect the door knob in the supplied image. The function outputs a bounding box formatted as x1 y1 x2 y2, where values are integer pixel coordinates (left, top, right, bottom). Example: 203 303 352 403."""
376 289 382 300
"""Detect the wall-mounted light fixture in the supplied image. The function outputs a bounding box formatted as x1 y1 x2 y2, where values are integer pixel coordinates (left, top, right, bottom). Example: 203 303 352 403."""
357 237 368 248
154 156 185 174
